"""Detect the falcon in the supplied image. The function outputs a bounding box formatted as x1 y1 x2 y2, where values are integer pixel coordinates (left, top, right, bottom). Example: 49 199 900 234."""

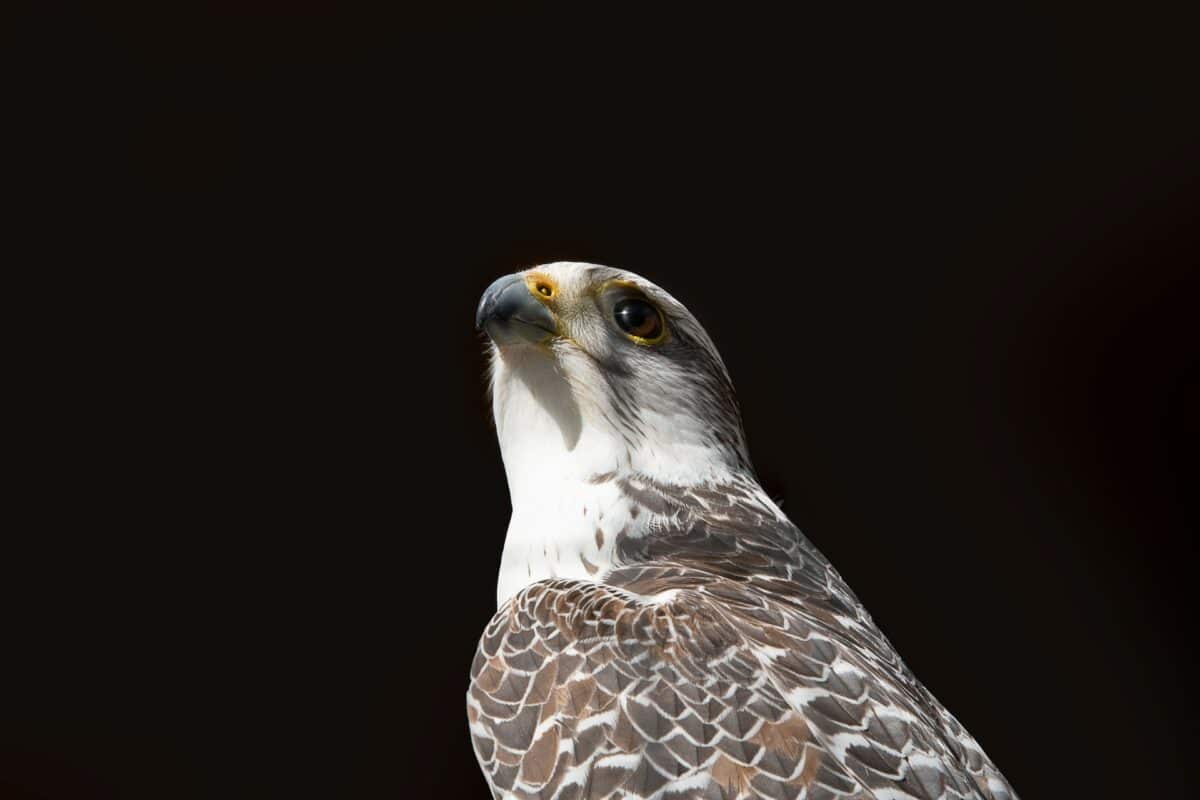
468 262 1017 800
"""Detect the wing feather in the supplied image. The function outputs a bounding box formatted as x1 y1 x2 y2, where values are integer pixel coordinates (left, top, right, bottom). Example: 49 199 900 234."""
470 477 1014 800
469 565 1015 800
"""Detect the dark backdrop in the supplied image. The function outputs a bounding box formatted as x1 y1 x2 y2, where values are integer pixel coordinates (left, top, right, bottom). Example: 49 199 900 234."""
8 4 1198 799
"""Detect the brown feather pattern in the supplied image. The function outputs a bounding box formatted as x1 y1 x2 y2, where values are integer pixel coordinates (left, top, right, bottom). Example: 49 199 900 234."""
468 476 1017 800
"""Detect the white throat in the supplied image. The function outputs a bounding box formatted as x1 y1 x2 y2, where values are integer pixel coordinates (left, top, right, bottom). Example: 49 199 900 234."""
490 343 750 607
491 346 630 606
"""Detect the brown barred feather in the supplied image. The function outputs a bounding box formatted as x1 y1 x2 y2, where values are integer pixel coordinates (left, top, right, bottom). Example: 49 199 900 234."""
468 478 1016 800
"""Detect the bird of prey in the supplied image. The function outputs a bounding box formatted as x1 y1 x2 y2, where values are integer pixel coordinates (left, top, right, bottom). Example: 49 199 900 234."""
469 262 1016 800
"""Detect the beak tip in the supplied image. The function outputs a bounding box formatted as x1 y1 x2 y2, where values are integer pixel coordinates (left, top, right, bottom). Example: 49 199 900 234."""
476 273 557 345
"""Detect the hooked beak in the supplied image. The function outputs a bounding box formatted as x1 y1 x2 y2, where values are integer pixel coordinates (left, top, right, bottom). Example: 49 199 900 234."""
475 274 558 346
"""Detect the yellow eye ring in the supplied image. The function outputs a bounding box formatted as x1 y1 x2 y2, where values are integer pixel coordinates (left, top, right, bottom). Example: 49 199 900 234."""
534 281 554 297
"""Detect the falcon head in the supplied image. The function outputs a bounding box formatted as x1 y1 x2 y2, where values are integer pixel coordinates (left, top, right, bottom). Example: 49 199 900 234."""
477 262 752 493
477 262 774 604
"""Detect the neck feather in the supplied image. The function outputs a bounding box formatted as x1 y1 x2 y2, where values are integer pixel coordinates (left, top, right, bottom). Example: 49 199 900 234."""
490 346 759 606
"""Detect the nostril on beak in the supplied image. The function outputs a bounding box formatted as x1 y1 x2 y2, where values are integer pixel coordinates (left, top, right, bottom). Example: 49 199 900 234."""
476 273 558 344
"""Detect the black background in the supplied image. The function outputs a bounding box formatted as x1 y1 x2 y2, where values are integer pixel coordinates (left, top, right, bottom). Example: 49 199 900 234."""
8 3 1198 798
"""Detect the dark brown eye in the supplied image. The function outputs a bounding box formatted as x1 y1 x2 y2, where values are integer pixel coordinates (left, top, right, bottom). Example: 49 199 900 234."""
613 298 663 340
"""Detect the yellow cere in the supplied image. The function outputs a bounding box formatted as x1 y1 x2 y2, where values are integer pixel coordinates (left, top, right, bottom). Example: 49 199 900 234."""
525 274 556 299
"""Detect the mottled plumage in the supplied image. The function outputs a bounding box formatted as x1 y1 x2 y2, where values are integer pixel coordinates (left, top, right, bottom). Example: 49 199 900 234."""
469 263 1016 800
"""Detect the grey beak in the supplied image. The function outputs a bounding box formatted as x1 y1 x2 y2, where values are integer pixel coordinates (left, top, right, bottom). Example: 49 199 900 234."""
475 274 558 344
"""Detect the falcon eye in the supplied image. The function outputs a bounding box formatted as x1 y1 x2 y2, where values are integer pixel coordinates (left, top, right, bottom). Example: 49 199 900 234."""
534 281 554 297
613 298 664 342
